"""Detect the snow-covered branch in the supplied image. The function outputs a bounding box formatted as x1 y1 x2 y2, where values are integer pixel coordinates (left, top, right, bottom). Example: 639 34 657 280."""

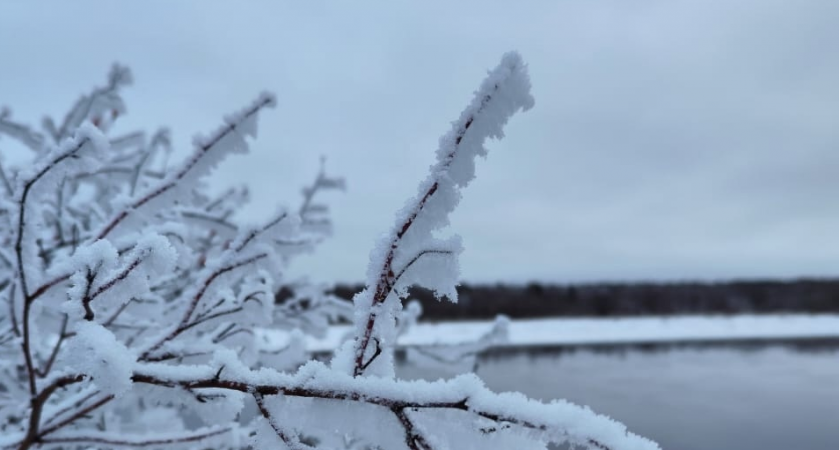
129 359 655 450
0 108 44 152
0 56 659 450
43 64 132 144
94 92 275 241
348 52 534 377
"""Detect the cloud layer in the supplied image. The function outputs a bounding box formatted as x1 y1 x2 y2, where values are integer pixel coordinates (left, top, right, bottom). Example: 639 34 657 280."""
0 1 836 282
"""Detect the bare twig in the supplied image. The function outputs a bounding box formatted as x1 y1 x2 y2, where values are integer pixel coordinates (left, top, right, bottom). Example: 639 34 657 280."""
393 249 455 285
254 394 312 450
15 374 85 450
139 253 268 359
35 314 68 378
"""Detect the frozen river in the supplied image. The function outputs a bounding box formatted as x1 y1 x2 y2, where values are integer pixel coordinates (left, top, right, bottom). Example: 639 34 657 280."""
399 342 838 450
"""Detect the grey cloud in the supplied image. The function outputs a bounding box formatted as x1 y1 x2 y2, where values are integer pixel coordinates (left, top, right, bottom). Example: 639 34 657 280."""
0 0 835 283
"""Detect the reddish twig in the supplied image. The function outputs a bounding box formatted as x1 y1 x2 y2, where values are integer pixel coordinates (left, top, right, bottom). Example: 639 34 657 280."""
253 394 312 450
15 138 91 398
394 408 433 450
35 315 69 378
37 394 114 438
15 374 85 450
353 84 502 376
139 253 268 359
27 274 71 304
392 249 454 285
95 95 273 241
81 257 143 321
41 390 99 428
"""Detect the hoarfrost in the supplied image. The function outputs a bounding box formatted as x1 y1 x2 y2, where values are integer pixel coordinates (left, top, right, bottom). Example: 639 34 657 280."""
64 321 135 397
0 56 658 450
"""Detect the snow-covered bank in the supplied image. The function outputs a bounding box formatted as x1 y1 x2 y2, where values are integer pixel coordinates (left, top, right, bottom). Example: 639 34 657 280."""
302 314 839 352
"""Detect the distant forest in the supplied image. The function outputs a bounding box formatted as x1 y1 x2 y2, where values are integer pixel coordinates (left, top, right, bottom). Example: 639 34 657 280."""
329 279 838 320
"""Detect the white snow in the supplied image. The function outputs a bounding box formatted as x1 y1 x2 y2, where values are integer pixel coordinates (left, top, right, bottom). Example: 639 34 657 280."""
63 321 136 397
346 51 534 377
293 314 839 353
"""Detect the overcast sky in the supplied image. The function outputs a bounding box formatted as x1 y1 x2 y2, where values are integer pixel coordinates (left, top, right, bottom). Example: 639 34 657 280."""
0 1 837 283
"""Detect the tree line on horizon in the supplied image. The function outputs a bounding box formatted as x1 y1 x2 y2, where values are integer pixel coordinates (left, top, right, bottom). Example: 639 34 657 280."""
326 278 838 320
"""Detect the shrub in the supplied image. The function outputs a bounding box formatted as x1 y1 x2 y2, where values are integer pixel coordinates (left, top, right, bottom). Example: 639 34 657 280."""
0 53 657 450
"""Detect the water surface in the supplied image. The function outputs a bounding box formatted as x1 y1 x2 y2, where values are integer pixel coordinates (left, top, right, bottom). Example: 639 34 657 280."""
398 342 838 450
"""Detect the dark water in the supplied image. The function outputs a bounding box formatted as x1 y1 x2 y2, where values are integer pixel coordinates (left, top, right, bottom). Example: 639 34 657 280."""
398 342 839 450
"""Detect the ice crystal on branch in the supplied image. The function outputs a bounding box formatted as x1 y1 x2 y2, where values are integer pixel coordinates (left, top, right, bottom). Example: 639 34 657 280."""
346 52 535 378
0 54 658 450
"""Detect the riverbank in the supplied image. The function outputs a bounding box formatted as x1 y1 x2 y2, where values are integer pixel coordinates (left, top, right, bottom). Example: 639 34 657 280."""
301 313 838 352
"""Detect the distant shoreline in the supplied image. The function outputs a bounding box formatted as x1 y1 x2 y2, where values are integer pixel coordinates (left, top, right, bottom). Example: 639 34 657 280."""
324 278 839 320
292 313 839 354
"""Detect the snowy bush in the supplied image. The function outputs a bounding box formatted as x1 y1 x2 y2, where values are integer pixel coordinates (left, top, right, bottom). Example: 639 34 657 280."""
0 54 658 450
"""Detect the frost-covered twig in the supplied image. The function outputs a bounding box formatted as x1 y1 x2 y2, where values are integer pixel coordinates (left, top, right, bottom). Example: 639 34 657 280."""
394 408 433 450
0 57 659 450
298 157 345 237
130 360 655 450
350 52 535 377
94 92 275 240
139 252 269 360
254 393 313 450
0 108 44 152
13 128 105 403
43 64 132 143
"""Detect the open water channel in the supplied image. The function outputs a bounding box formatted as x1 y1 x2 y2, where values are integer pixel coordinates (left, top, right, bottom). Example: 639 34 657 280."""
399 341 838 450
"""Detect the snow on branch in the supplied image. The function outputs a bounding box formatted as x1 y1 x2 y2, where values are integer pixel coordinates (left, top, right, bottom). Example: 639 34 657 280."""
0 108 44 152
347 52 535 377
0 57 659 450
43 64 133 144
298 156 346 239
130 359 657 450
14 124 108 299
94 92 276 240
